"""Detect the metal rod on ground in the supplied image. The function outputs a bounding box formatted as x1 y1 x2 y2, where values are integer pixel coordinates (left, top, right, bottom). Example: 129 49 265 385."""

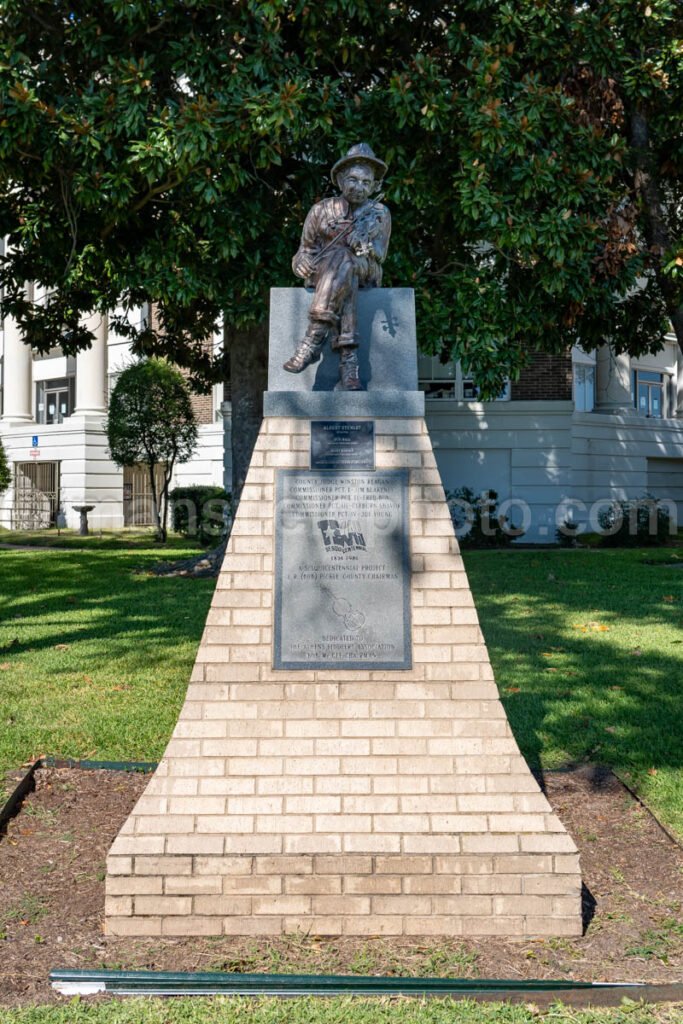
48 969 683 1006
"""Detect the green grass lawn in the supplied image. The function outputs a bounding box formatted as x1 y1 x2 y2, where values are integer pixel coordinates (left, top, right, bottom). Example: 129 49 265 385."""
0 996 680 1024
0 526 199 551
0 541 215 797
465 548 683 837
0 543 682 836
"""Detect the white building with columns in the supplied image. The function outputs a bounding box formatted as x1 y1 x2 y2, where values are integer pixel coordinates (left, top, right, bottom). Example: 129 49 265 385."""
1 302 682 541
0 307 228 532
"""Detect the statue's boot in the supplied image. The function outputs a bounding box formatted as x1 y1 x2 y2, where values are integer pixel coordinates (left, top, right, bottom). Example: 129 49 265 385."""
339 348 363 391
283 326 327 373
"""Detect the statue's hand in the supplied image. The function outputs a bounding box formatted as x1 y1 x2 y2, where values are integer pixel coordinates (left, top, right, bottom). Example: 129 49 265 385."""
348 230 372 258
346 228 365 250
294 253 316 278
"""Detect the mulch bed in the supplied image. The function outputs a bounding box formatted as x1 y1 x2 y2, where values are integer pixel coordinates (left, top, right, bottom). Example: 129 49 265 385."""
1 764 682 1007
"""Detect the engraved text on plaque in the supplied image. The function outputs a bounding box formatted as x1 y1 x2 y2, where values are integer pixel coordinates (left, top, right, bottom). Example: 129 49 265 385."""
310 421 375 471
274 469 411 669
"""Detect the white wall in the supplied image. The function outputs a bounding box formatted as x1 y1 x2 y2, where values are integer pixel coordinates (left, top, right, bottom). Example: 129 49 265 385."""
172 422 226 490
571 410 683 533
421 338 683 542
0 419 124 530
426 401 573 542
647 457 683 525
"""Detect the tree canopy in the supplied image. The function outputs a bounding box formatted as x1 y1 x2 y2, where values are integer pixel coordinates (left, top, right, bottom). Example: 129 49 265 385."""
107 358 198 540
1 0 681 399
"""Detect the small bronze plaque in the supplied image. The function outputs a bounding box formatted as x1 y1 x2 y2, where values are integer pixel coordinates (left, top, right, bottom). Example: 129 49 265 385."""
310 421 375 471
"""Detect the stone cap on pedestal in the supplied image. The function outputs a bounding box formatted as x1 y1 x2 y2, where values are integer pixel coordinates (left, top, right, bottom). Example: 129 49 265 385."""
264 390 425 418
266 287 424 418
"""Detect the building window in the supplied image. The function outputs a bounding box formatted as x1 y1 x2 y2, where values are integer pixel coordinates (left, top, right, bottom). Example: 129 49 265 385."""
461 375 511 402
632 370 666 418
36 377 75 424
574 364 595 412
418 355 510 401
418 354 457 398
32 345 64 361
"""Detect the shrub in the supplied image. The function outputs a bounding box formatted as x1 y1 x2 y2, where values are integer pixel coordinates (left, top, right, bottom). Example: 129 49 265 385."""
446 487 524 548
597 495 673 547
0 437 10 494
556 519 580 547
107 359 198 542
170 485 233 546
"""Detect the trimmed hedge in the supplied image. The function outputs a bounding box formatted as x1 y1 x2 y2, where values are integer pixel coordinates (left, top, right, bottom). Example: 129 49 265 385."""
446 487 524 548
597 495 673 547
170 485 233 546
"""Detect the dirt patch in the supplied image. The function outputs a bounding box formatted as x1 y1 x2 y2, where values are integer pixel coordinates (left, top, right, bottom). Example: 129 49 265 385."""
0 765 682 1007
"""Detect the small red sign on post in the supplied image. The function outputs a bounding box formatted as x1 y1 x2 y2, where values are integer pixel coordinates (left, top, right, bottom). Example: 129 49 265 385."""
29 449 41 458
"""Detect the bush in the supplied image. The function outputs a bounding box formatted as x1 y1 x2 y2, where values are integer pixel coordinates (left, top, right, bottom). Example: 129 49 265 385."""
170 485 234 546
0 437 10 494
556 519 580 547
597 495 674 547
107 359 198 542
446 487 524 548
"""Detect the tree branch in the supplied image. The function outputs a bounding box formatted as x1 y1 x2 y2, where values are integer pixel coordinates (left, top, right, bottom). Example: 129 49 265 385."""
101 174 185 239
630 107 683 356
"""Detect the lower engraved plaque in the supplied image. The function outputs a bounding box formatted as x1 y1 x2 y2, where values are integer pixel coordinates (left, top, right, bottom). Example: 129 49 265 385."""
274 469 411 670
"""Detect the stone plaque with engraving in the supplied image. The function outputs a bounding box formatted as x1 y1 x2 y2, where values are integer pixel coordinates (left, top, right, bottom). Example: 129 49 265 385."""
311 421 375 471
274 469 411 670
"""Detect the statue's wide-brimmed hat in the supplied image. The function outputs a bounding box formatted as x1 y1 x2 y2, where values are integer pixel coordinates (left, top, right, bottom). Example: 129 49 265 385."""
330 142 388 185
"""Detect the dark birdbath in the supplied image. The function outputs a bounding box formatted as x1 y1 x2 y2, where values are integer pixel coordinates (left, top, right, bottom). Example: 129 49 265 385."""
72 505 95 537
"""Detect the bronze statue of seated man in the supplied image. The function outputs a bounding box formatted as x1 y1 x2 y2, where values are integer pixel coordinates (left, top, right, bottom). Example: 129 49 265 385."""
283 143 391 391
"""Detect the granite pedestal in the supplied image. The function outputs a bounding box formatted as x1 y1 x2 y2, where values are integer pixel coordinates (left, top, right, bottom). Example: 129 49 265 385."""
268 287 419 393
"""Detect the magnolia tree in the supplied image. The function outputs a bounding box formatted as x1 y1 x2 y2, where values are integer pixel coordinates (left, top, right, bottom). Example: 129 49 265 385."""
0 1 681 488
107 359 198 542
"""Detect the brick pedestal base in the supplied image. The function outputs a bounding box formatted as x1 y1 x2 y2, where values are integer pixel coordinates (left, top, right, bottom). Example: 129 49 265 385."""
106 416 582 938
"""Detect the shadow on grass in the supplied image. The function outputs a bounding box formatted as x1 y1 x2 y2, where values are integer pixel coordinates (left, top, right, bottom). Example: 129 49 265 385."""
581 883 597 932
0 548 217 769
0 548 214 668
488 599 683 779
464 550 683 830
0 528 200 552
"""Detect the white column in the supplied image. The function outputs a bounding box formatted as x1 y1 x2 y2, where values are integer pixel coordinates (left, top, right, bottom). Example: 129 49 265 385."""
74 312 107 415
2 313 32 422
676 346 683 417
594 344 633 413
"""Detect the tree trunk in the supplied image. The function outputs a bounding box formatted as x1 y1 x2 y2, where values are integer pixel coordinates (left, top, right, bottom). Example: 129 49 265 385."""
228 321 268 503
146 460 164 542
630 108 683 357
160 458 175 543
